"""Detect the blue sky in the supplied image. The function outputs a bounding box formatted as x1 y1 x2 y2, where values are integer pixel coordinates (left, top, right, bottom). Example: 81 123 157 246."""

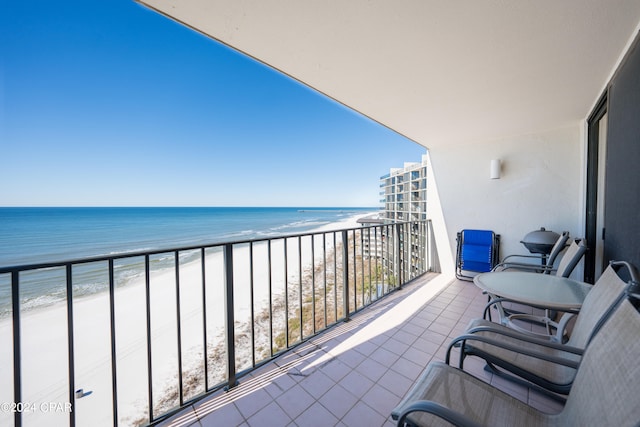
1 0 425 207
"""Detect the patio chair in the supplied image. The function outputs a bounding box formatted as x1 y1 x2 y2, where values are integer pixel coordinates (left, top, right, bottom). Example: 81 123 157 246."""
391 285 640 426
493 236 586 278
551 238 587 278
455 230 500 281
446 262 634 395
493 231 570 274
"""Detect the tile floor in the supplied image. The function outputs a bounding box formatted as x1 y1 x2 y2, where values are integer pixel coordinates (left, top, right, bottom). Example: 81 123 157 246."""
158 273 564 427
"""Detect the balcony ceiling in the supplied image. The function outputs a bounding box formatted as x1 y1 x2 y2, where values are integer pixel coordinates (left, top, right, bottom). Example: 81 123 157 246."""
137 0 640 148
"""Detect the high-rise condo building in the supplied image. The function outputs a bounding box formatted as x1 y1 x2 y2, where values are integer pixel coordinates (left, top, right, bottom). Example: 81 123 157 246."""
380 154 428 222
374 154 429 281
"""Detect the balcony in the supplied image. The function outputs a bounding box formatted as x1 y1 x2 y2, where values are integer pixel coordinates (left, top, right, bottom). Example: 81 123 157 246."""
156 274 562 426
6 1 640 424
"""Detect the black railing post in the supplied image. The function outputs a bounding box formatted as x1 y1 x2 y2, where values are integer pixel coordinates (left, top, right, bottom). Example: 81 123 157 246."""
298 236 303 342
267 241 273 356
424 220 429 274
66 265 76 427
342 230 350 321
360 229 364 308
11 271 22 427
383 225 388 291
108 260 118 427
408 223 411 279
249 242 255 367
223 244 238 390
284 239 289 348
323 233 327 329
352 230 357 310
333 233 337 322
144 255 154 423
418 221 424 274
373 227 378 299
311 235 316 334
174 252 184 406
369 227 373 302
395 223 402 290
405 223 410 280
201 248 209 391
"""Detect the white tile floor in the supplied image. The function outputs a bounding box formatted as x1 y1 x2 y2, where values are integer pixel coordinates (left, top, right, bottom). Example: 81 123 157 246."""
158 273 564 427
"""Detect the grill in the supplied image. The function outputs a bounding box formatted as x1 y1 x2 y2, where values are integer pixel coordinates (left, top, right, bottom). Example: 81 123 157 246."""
520 227 559 255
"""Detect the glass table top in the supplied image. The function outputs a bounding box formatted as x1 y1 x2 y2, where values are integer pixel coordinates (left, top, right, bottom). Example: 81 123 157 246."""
474 272 592 309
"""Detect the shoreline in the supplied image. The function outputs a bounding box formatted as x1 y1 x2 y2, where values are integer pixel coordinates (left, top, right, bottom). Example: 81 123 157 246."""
0 210 377 319
0 211 376 426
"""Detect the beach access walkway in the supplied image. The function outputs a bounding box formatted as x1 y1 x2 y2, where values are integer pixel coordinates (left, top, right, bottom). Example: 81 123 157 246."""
156 272 563 427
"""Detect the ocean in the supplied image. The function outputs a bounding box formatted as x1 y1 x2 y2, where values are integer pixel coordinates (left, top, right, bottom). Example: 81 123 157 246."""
0 207 375 316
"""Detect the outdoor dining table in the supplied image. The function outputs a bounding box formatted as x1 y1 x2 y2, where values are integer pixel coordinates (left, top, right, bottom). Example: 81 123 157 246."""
473 271 592 341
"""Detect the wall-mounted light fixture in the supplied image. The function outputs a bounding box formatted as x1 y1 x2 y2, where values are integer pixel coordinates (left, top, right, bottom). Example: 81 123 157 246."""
490 159 501 179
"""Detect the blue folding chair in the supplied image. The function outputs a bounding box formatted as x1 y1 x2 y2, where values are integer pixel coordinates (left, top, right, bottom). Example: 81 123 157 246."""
455 229 500 280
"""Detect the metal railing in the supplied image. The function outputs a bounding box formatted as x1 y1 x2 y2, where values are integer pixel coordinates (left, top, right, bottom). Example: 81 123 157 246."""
0 220 436 427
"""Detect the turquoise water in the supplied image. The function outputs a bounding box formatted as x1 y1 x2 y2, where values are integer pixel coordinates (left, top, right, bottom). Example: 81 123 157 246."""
0 207 374 316
0 207 374 266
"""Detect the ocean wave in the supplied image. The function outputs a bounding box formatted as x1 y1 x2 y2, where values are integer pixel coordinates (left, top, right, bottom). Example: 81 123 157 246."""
13 290 67 313
268 219 329 233
107 247 155 256
215 230 257 242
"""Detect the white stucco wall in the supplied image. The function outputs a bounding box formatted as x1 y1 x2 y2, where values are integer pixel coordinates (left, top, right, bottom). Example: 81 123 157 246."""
426 124 584 277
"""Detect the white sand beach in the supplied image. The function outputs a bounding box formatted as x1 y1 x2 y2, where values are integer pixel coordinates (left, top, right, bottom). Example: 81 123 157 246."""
0 213 374 427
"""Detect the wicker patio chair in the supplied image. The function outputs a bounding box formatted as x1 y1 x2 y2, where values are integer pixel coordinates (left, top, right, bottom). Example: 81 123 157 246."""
391 289 640 426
